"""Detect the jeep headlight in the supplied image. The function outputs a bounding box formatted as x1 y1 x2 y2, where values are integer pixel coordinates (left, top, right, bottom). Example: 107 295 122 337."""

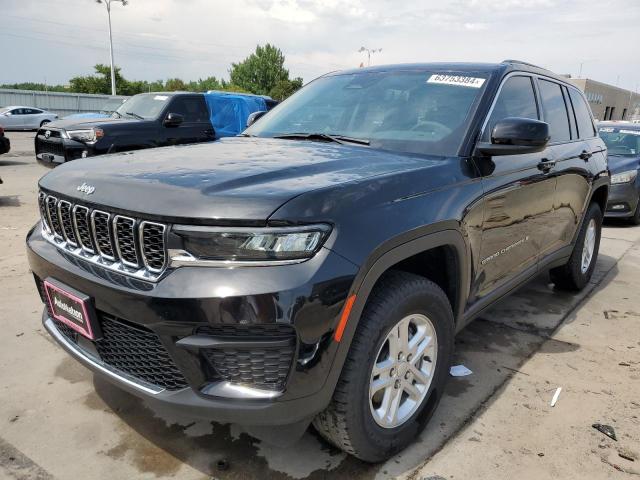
610 170 637 185
66 128 104 144
171 224 331 264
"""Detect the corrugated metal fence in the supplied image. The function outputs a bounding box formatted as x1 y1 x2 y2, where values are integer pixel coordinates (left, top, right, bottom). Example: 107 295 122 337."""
0 89 128 117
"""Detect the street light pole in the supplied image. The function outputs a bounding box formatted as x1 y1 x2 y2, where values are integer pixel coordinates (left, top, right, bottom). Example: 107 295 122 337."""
97 0 127 96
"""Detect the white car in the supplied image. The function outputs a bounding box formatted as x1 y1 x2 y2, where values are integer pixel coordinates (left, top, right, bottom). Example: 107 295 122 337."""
0 106 58 130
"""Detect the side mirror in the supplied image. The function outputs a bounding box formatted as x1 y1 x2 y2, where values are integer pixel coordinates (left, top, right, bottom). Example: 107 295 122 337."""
164 112 184 127
246 111 267 128
477 117 550 156
4 112 11 116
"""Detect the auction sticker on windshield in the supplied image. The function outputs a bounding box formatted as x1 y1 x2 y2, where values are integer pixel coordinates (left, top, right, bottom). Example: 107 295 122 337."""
427 74 486 88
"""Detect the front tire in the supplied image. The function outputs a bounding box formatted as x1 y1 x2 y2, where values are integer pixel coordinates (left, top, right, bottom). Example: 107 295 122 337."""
550 202 602 290
40 120 50 127
313 271 454 462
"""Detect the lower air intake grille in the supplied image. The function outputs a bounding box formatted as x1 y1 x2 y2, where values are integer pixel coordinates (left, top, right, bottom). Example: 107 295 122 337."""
94 315 188 391
199 324 297 391
49 312 188 391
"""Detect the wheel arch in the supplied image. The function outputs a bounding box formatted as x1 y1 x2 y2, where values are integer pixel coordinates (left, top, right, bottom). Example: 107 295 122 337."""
339 226 470 347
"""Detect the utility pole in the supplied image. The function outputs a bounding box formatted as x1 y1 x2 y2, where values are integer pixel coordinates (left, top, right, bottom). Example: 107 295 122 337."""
97 0 127 96
358 46 382 67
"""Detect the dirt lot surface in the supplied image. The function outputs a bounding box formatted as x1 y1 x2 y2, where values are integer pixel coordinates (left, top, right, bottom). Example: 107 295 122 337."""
1 132 639 479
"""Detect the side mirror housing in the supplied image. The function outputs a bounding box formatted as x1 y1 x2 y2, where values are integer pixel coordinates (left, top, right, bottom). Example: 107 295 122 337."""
163 112 184 127
477 117 550 156
246 110 267 128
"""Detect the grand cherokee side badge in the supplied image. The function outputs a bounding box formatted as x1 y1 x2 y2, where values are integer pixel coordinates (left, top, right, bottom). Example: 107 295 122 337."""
76 183 95 195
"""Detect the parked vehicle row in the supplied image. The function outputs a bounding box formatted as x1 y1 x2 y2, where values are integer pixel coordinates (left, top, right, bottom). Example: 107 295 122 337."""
34 91 275 168
27 60 609 462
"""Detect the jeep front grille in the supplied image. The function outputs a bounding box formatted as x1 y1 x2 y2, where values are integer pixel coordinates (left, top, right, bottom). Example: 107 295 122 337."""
38 191 168 280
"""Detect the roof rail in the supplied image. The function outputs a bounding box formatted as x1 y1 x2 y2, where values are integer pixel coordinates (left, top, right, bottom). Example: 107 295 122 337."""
502 59 547 70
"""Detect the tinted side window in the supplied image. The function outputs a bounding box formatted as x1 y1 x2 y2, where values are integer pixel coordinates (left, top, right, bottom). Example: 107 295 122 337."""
568 88 596 138
483 76 538 141
538 79 571 142
169 97 208 123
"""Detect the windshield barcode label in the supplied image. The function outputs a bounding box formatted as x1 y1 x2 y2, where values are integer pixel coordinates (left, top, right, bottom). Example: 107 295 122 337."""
427 74 486 88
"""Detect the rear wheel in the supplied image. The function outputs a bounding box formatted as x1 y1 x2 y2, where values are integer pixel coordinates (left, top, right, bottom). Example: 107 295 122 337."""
313 271 454 462
550 202 602 290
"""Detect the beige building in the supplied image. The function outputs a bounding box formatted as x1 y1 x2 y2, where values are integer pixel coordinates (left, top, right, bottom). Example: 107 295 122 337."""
567 77 640 122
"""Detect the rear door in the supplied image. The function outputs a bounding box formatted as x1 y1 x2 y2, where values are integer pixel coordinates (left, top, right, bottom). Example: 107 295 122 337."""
473 74 556 300
162 95 214 145
536 78 595 252
22 108 43 129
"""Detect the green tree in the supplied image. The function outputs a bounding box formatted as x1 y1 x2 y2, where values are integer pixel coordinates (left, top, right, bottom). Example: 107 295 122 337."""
269 77 303 101
229 44 292 96
69 64 126 94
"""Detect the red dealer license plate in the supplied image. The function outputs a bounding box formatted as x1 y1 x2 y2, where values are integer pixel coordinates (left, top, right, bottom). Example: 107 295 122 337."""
44 278 99 340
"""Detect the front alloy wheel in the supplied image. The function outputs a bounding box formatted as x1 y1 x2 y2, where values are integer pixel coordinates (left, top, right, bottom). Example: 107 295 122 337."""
370 314 437 428
313 271 454 462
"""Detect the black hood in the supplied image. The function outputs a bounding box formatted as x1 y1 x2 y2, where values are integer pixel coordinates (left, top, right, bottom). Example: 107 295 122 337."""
45 117 144 130
39 138 436 223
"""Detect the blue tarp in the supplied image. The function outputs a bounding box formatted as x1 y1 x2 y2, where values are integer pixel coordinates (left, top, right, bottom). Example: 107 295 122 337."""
204 92 268 138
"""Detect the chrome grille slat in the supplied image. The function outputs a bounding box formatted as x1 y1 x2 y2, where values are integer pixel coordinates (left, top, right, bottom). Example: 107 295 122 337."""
58 200 77 246
38 191 167 281
114 216 139 268
91 210 116 260
45 196 63 238
140 222 167 272
38 192 51 233
73 205 94 253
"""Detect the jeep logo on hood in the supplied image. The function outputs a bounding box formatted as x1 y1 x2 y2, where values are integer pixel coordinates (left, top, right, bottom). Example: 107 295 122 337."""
76 183 95 195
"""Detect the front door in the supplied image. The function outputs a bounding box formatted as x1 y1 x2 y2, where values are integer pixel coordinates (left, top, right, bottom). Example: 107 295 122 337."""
163 96 214 146
472 74 556 301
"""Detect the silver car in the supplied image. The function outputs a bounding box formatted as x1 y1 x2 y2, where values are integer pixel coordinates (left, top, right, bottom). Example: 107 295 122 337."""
0 106 58 130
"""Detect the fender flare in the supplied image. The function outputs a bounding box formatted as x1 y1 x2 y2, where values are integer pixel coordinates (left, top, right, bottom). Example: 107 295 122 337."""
322 226 471 398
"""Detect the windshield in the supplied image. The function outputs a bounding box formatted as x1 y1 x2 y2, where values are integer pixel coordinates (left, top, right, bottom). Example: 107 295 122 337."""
101 98 126 113
599 126 640 156
0 107 10 115
113 93 169 119
245 70 489 156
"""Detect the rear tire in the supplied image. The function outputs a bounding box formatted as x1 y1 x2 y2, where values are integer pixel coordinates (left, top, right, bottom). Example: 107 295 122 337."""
550 202 602 291
313 271 454 462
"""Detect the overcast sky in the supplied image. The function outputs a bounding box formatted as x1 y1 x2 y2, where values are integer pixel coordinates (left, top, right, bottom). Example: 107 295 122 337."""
2 0 639 91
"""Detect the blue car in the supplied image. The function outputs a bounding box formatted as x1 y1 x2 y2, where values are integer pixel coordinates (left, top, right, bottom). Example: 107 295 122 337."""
599 122 640 224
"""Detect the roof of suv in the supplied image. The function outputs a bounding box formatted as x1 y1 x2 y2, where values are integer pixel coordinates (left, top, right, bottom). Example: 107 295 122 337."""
331 60 570 85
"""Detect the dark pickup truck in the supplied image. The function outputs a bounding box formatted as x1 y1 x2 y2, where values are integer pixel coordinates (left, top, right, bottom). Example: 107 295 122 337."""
27 61 608 462
35 91 272 168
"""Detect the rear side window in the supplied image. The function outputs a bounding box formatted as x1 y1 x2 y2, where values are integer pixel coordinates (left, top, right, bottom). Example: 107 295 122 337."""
483 76 538 141
538 79 571 142
568 88 596 138
169 96 209 123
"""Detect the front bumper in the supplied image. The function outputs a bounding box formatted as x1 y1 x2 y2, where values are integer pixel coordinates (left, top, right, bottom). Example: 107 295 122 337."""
27 224 357 426
35 131 96 168
605 181 639 218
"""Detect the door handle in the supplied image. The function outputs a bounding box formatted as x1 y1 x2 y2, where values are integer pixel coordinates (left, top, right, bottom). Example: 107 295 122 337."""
537 158 556 172
579 150 592 161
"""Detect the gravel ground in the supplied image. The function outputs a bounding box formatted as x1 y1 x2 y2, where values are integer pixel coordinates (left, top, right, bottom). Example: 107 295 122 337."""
0 131 638 479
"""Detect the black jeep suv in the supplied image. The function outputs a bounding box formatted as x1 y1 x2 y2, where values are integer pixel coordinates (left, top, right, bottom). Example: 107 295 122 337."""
27 61 608 462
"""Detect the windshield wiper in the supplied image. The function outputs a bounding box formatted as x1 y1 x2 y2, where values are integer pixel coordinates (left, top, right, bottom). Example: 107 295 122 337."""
125 111 144 120
274 132 370 146
112 111 122 118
